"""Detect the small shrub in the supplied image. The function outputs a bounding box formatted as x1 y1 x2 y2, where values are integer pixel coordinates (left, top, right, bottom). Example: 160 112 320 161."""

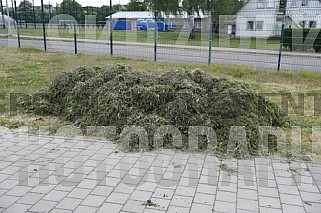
283 28 321 52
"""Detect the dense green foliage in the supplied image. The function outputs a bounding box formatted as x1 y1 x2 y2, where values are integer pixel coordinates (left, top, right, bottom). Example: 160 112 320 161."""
283 28 321 52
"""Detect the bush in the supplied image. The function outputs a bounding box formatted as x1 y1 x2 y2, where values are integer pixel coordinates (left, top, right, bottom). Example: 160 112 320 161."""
27 65 289 155
283 28 321 52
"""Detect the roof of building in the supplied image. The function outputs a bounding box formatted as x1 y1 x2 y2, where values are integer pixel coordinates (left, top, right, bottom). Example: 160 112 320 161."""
106 11 209 19
106 11 153 19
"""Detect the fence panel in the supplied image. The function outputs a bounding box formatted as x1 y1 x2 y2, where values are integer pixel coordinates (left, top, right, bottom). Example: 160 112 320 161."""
0 0 320 72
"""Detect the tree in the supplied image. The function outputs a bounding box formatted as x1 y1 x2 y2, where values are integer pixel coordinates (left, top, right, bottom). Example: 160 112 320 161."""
17 0 40 23
214 0 243 26
60 0 84 23
113 4 125 13
126 0 147 11
182 0 243 34
97 5 111 22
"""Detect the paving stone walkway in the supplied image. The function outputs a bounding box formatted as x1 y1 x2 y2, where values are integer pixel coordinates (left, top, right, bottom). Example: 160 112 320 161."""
0 130 321 213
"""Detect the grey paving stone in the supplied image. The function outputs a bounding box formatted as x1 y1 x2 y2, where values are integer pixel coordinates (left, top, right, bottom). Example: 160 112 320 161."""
237 188 258 200
29 200 57 213
0 189 7 198
190 203 213 213
174 186 196 197
3 203 31 213
197 184 217 195
258 186 279 198
1 132 321 213
152 188 174 200
81 195 106 207
214 200 236 213
31 185 56 194
282 204 306 213
49 209 72 213
106 192 130 205
56 197 82 211
130 190 153 201
90 186 114 197
122 199 145 213
144 198 170 211
74 205 98 213
167 206 190 213
143 209 166 213
178 177 198 187
300 191 321 203
216 190 237 203
217 182 237 193
171 195 193 208
276 176 296 186
100 176 121 187
16 192 44 205
280 193 304 206
0 195 19 208
304 201 321 213
67 188 91 199
114 183 136 194
259 196 281 209
237 198 259 212
42 190 68 202
77 179 99 189
259 207 282 213
0 179 19 190
97 203 123 213
193 193 215 206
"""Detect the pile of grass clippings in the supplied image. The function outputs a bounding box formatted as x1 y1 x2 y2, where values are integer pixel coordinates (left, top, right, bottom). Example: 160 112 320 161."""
26 64 288 155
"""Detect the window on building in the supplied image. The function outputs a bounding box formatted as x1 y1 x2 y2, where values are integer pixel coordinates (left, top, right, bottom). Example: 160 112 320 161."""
299 20 306 28
267 0 274 8
247 21 254 30
256 21 264 31
291 0 298 7
309 21 316 28
195 22 203 29
170 22 177 29
302 0 309 6
258 0 265 8
183 21 190 29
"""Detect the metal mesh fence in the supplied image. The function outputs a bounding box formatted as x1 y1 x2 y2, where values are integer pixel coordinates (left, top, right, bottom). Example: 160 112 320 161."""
0 0 320 71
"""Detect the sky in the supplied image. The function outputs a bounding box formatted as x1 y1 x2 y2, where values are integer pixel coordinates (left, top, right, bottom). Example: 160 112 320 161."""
12 0 130 7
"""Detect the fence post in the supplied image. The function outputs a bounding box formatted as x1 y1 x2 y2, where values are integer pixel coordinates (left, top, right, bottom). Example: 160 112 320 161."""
32 0 36 29
153 0 157 62
277 0 288 71
5 0 11 34
110 0 113 55
48 1 51 21
96 7 98 28
208 0 214 65
40 0 47 51
23 0 27 29
0 0 5 29
13 0 20 48
73 0 77 54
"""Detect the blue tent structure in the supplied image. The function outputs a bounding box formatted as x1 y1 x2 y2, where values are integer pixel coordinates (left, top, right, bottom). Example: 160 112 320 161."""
136 19 167 31
113 20 132 30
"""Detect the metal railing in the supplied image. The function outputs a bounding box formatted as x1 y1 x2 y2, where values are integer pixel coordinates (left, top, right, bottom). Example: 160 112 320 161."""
0 0 320 72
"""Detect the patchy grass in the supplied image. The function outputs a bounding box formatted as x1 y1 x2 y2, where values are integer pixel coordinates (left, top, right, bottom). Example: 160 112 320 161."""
0 45 320 159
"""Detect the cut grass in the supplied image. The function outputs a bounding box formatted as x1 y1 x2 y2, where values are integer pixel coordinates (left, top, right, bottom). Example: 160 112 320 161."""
0 45 320 159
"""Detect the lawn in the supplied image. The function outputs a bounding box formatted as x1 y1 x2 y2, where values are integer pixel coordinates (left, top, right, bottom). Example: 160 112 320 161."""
0 27 281 50
0 45 320 159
